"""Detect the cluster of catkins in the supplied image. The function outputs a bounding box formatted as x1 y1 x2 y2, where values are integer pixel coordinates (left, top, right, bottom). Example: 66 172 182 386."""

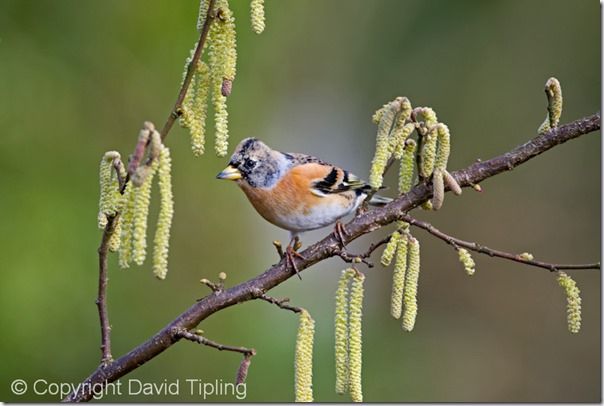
369 96 469 330
334 269 365 402
293 269 366 403
180 0 267 157
381 228 421 331
369 96 462 211
97 122 174 280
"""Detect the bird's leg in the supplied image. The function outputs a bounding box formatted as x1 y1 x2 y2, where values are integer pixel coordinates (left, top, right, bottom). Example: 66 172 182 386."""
332 220 348 248
285 236 306 280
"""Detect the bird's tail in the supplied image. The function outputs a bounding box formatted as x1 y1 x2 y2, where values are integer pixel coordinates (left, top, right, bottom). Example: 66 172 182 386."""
368 194 392 206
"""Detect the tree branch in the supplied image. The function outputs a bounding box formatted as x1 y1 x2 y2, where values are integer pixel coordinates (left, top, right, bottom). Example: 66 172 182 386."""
400 214 601 272
68 114 600 402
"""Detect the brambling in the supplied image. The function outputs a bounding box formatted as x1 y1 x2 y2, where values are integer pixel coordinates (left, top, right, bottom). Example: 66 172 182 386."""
216 138 391 277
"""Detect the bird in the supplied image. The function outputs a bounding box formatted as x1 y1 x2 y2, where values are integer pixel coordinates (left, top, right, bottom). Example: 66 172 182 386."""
216 138 391 278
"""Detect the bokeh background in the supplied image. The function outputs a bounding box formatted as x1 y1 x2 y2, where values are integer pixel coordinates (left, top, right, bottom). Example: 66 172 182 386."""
0 0 600 402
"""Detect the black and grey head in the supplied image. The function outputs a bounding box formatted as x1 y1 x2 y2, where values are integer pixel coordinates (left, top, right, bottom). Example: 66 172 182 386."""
217 138 289 188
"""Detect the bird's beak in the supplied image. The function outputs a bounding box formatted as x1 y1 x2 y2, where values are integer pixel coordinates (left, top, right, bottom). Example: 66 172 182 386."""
216 165 242 181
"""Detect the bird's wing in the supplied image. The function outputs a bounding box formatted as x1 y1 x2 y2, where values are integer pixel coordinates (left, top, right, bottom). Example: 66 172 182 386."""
286 159 370 198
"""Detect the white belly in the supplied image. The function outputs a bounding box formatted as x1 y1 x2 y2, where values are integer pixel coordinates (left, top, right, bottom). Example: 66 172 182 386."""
275 194 365 232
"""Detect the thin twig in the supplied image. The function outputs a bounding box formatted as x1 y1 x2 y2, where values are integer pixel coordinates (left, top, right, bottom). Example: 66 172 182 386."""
96 215 118 365
258 294 303 313
159 0 216 140
401 214 601 272
199 278 222 293
333 233 393 268
176 329 256 356
112 159 126 192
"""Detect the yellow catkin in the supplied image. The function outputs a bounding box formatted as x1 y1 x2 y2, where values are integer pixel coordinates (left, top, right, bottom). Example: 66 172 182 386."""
391 233 409 319
132 161 158 266
397 139 417 194
153 146 174 280
399 97 413 123
348 272 365 403
250 0 265 34
389 98 413 154
414 107 438 127
181 61 210 157
434 123 451 172
431 168 445 210
457 248 475 276
98 151 121 229
402 238 420 332
392 123 416 159
443 170 462 195
371 103 388 124
519 252 534 261
380 232 401 266
98 157 112 228
421 200 433 211
369 99 400 189
196 0 209 31
195 62 210 155
213 83 229 157
220 1 237 83
557 271 581 334
207 3 236 157
538 77 563 134
420 126 437 179
295 309 315 402
118 183 136 268
334 269 353 395
108 216 121 252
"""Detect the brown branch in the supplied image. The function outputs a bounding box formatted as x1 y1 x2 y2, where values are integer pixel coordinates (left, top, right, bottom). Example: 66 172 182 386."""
176 329 256 356
65 113 600 402
96 215 118 365
400 214 600 272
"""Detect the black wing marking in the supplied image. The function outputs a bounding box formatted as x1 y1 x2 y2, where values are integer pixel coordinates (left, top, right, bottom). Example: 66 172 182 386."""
312 167 339 194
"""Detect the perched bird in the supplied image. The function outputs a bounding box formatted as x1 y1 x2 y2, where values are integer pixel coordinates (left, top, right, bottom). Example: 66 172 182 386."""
216 138 391 277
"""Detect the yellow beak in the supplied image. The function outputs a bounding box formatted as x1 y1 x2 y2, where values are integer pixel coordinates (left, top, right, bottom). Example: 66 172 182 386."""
216 165 242 181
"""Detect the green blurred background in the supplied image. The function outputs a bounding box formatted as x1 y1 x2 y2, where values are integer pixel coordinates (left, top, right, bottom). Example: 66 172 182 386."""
0 0 600 402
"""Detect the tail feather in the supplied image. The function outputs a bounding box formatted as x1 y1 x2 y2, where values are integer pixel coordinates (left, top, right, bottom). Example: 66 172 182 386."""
368 194 392 206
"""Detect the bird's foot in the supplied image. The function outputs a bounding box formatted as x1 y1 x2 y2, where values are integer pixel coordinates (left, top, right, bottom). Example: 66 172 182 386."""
333 221 348 248
285 237 306 280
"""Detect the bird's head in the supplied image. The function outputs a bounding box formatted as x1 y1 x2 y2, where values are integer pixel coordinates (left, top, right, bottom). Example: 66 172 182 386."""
216 138 287 188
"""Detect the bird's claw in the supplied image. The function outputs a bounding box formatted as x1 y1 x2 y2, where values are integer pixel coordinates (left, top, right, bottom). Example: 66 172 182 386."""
285 237 306 280
333 221 348 248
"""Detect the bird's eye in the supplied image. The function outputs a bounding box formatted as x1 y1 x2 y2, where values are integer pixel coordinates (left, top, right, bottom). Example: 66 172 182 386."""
244 159 255 169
